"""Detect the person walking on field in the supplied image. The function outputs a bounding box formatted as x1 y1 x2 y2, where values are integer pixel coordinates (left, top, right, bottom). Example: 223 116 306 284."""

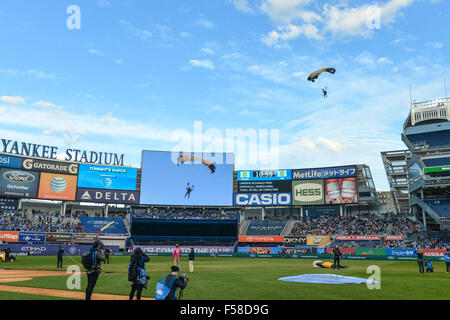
57 245 64 269
416 248 425 273
84 240 105 300
188 248 195 273
333 246 342 270
172 244 182 268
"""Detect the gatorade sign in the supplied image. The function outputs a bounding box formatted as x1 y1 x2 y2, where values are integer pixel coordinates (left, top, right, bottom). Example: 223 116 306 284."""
292 180 324 205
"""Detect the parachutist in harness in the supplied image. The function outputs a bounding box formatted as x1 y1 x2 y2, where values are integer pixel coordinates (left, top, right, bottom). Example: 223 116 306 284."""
185 183 194 199
322 87 328 98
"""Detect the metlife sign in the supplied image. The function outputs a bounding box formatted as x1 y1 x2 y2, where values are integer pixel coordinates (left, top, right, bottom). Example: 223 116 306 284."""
233 193 292 206
292 166 357 180
76 187 140 204
0 154 22 169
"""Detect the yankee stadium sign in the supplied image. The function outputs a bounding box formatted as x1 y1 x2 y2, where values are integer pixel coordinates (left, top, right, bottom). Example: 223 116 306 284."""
0 138 125 166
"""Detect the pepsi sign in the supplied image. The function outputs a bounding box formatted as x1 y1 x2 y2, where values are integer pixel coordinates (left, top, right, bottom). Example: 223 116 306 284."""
0 153 22 169
233 193 292 206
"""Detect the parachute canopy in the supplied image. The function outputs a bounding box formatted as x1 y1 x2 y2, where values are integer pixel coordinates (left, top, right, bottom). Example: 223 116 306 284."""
307 68 336 82
177 154 216 174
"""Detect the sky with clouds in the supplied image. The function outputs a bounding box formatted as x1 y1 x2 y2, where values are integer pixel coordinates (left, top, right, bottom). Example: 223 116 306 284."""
0 0 448 191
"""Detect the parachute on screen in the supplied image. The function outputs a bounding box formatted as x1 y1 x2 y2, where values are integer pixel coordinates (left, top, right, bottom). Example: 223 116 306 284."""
177 154 216 174
307 68 336 82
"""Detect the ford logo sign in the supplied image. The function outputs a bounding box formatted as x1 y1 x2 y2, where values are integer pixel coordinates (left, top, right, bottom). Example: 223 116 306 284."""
3 171 35 183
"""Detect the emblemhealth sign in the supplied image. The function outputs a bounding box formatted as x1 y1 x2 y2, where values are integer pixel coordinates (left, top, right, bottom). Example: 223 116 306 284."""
292 180 324 205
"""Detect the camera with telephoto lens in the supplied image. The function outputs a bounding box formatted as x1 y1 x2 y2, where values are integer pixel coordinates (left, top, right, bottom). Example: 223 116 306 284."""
179 273 189 283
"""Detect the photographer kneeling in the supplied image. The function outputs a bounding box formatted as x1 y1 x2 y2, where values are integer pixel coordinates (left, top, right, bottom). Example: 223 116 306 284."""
128 247 150 300
155 266 188 300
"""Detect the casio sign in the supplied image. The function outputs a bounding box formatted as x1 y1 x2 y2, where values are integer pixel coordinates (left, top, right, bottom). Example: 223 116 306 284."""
234 193 291 206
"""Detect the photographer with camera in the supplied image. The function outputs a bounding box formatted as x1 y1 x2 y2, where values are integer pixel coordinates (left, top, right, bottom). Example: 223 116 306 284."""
82 240 106 300
155 266 188 300
128 247 150 300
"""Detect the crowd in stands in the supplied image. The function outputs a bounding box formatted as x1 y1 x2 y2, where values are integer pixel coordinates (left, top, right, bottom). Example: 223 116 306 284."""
0 210 85 233
288 216 422 237
132 207 239 220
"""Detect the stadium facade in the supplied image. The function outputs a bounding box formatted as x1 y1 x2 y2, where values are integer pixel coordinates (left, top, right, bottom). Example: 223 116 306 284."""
400 97 450 231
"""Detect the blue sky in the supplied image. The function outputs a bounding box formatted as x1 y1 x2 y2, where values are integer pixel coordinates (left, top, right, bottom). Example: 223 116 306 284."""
0 0 448 191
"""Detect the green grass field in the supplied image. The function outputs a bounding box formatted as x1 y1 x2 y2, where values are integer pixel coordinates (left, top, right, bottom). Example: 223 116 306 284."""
0 255 449 300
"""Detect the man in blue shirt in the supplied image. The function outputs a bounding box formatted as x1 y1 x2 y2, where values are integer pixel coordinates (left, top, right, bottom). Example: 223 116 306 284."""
445 249 450 274
425 259 433 273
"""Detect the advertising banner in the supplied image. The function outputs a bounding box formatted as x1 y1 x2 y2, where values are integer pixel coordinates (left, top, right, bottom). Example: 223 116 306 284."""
78 164 138 191
22 158 78 175
284 236 307 246
233 193 291 206
18 232 46 243
306 235 330 246
0 231 19 242
326 248 355 255
0 154 22 169
79 217 128 234
285 247 317 255
72 233 99 244
237 180 291 194
238 247 282 254
424 165 450 173
292 166 357 180
335 235 381 241
0 198 18 210
0 244 91 256
237 170 291 181
422 249 447 257
385 235 404 240
292 180 324 205
140 151 234 206
76 188 140 204
0 168 39 198
355 248 387 256
134 246 234 254
45 232 73 243
324 177 358 204
386 248 416 257
38 172 77 201
238 235 284 243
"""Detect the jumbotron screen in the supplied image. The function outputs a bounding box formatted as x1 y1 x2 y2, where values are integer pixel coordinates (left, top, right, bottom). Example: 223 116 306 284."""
139 151 234 206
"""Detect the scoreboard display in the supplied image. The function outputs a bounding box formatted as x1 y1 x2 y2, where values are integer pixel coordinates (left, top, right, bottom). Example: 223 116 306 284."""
237 169 291 181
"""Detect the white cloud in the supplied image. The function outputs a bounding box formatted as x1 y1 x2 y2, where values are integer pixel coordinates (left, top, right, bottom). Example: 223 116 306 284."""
228 0 254 13
119 20 152 40
97 0 110 7
115 59 123 64
0 68 56 80
189 59 215 70
317 136 348 152
426 41 443 49
238 0 416 45
196 17 215 29
200 47 214 55
0 96 26 104
32 101 63 109
88 49 103 56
